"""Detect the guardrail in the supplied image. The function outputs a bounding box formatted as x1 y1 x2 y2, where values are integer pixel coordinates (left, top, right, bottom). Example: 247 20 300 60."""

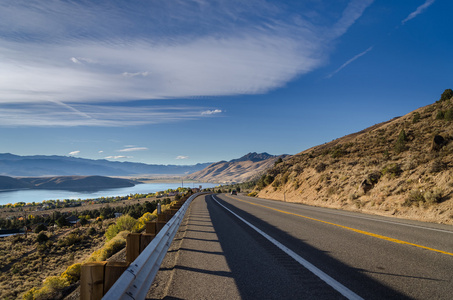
101 192 202 300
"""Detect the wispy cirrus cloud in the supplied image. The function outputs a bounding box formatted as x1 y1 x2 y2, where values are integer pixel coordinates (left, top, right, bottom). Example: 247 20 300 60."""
118 147 148 152
201 109 223 115
0 0 373 126
69 150 80 156
402 0 435 24
176 156 189 160
327 46 373 78
0 103 210 127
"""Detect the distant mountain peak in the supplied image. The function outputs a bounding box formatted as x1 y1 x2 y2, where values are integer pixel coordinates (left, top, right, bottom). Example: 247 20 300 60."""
230 152 274 163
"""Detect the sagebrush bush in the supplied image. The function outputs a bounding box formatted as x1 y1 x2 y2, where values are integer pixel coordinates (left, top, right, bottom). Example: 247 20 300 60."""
424 189 443 204
23 276 69 300
105 215 137 241
381 164 402 178
404 190 425 206
132 212 156 232
36 232 49 244
87 230 128 262
315 162 327 173
61 263 81 284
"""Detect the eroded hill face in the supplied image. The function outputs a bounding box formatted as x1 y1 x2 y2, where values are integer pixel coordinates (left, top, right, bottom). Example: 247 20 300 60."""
186 152 287 183
256 94 453 224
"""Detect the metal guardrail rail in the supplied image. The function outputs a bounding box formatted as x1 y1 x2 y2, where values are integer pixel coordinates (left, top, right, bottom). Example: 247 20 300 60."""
102 192 203 300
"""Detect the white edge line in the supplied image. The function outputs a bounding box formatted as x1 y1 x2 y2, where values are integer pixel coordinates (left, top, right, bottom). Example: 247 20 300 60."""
212 195 363 300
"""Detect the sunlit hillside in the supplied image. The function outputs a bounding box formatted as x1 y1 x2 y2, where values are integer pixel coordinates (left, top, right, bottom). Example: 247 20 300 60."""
254 89 453 224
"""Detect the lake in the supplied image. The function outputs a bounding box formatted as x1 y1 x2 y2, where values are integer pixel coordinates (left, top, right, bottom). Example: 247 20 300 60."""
0 182 219 206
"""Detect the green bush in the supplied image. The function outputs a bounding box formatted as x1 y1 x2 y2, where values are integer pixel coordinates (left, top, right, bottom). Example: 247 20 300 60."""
34 224 47 234
438 88 453 102
105 215 137 241
381 164 402 178
444 109 453 121
36 232 49 244
436 110 445 120
394 129 407 154
58 233 82 247
412 112 420 123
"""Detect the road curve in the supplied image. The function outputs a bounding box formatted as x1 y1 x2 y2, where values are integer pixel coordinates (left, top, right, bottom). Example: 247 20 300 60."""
147 193 453 299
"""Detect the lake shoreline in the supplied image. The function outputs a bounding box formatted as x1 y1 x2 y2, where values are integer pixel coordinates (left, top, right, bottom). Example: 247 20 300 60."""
0 182 218 206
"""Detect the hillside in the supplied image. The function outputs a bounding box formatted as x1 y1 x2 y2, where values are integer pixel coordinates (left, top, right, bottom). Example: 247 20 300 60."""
186 152 288 183
0 175 136 191
0 154 211 176
254 89 453 224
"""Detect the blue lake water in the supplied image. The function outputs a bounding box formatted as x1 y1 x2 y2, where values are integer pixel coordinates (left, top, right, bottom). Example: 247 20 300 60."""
0 182 219 206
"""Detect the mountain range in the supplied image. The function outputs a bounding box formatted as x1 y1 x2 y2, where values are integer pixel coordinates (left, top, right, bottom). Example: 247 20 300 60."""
0 175 136 191
185 152 288 183
0 153 211 176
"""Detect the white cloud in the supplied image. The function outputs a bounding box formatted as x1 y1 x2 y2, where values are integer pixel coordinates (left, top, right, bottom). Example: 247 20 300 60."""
0 1 373 126
327 46 373 78
176 156 189 160
69 150 80 156
118 147 148 152
0 103 207 126
71 57 81 64
122 72 149 78
201 109 223 115
105 155 130 160
402 0 435 24
98 150 104 153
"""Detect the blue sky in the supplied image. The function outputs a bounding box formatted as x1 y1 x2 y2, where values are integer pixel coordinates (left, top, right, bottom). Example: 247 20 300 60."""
0 0 451 165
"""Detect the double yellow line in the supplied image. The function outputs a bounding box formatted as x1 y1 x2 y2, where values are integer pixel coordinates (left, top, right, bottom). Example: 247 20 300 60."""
230 196 453 257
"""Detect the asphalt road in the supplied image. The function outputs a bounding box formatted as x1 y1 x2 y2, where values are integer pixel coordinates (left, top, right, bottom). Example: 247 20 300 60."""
147 193 453 299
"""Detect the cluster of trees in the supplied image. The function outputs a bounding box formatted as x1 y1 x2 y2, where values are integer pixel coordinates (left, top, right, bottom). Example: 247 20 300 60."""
0 199 170 231
0 192 159 210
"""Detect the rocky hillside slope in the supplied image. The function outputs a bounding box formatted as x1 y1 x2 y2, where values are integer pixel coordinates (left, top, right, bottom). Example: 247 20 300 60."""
255 89 453 224
186 152 288 183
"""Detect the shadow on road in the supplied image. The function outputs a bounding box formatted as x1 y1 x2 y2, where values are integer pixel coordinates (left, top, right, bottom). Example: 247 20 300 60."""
208 194 413 300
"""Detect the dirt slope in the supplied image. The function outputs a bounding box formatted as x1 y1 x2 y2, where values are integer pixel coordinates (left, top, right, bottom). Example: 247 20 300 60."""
256 91 453 224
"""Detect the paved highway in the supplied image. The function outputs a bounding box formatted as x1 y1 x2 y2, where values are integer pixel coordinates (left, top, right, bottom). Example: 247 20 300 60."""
147 193 453 299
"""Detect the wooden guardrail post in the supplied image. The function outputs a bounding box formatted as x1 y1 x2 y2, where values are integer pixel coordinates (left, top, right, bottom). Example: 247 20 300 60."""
126 232 141 264
140 233 156 252
103 261 130 295
80 261 107 300
146 221 157 234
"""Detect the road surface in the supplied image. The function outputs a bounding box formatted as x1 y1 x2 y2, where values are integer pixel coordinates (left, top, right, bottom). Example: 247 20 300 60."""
147 193 453 299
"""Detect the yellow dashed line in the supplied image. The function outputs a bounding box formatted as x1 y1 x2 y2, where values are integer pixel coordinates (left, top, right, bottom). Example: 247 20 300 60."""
229 196 453 257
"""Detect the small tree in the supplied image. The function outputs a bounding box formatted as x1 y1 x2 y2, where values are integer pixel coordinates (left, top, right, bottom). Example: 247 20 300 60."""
56 216 69 228
412 112 420 123
394 129 407 154
36 232 49 244
79 217 88 226
34 224 47 233
439 88 453 102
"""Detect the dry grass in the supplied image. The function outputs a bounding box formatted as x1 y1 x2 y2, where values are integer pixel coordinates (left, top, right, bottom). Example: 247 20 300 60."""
257 96 453 224
0 224 109 299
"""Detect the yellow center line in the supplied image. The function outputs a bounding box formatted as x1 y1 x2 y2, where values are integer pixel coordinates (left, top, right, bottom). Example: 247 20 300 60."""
229 196 453 257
